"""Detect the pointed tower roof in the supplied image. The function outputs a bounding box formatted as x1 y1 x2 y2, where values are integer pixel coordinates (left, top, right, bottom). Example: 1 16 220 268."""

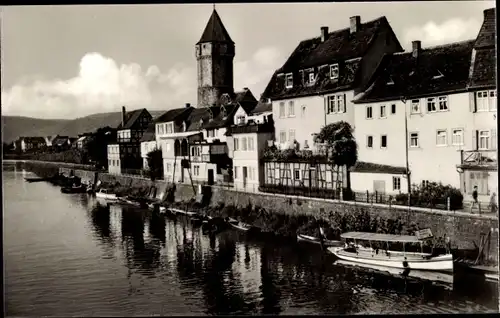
197 9 234 44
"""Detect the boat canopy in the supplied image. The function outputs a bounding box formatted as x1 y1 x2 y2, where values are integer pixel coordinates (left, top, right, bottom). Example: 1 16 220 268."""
340 231 424 243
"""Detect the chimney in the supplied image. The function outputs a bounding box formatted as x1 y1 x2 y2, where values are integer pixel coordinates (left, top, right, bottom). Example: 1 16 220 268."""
412 40 421 58
350 16 360 34
321 26 329 42
121 106 126 127
185 103 191 108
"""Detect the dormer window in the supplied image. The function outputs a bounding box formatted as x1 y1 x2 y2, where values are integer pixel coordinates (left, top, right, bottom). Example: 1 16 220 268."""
330 64 339 79
285 73 293 88
432 70 444 80
308 72 315 83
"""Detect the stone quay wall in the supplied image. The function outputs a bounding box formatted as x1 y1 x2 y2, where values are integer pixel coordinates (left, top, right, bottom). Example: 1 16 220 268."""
54 166 498 262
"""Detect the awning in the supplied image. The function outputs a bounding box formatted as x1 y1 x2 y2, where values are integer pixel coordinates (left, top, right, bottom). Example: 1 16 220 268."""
341 231 423 243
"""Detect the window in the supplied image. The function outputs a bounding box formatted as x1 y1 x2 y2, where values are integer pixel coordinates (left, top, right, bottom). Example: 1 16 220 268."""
242 137 247 151
452 129 464 146
427 97 436 112
207 129 215 137
294 169 300 180
279 102 285 118
479 130 490 150
237 115 245 124
410 132 419 148
436 129 447 146
327 94 346 114
285 73 293 88
489 90 497 111
411 99 420 114
438 96 448 111
248 137 254 151
392 177 401 191
166 123 173 134
280 130 286 143
308 72 315 84
234 138 239 151
391 104 396 114
288 101 295 117
234 166 239 179
366 106 373 119
381 135 387 148
367 135 373 148
251 167 256 180
304 140 309 148
380 105 386 118
289 129 296 142
330 63 339 79
301 105 306 117
477 90 497 111
422 180 430 188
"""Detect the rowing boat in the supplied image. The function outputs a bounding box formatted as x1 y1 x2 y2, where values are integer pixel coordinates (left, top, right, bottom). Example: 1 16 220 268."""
297 233 343 247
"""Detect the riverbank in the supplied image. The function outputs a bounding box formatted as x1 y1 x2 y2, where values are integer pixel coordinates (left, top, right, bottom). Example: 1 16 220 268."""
9 161 499 265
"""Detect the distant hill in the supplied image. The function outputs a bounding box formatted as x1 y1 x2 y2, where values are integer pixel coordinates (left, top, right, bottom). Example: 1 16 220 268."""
2 110 165 143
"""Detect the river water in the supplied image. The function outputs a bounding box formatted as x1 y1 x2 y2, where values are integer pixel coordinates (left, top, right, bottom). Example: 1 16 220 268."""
3 164 498 316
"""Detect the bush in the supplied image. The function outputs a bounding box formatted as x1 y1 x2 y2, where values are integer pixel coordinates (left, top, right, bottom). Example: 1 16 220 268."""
395 182 463 210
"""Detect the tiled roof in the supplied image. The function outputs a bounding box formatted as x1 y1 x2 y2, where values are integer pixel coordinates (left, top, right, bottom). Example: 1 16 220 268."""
116 108 150 130
350 161 407 175
262 59 362 100
468 8 496 89
203 104 238 130
140 122 156 142
22 137 46 144
197 9 234 44
186 107 221 132
280 17 391 72
474 8 496 49
250 102 272 115
353 40 475 103
52 136 70 146
156 107 192 124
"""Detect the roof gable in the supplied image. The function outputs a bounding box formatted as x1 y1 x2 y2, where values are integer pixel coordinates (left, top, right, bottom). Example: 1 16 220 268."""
116 108 151 130
474 8 496 49
250 102 272 115
197 9 234 44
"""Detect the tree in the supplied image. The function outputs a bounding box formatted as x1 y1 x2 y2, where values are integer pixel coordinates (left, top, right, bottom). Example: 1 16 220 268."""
314 121 358 197
86 126 116 169
146 148 163 181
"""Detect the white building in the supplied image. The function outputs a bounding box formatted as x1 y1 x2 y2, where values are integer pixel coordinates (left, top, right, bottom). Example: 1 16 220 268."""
352 8 497 201
140 122 159 169
261 15 404 153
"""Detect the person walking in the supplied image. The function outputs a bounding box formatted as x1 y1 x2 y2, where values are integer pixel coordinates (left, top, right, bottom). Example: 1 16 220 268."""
470 185 481 214
489 192 497 215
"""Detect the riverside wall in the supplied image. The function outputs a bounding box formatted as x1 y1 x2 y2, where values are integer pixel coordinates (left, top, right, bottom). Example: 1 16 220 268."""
49 165 499 262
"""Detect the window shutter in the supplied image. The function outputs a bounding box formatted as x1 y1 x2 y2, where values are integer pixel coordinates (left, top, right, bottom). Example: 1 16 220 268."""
472 130 478 150
343 94 347 113
491 129 497 150
469 92 477 113
325 97 330 114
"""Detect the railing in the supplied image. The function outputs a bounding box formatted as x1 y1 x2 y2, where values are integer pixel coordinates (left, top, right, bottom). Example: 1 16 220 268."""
460 149 497 167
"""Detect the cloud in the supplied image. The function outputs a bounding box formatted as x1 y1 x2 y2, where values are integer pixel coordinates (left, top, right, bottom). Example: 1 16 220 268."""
403 18 481 49
2 46 282 119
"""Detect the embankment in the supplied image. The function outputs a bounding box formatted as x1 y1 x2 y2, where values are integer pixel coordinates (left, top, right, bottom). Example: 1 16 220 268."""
17 163 499 264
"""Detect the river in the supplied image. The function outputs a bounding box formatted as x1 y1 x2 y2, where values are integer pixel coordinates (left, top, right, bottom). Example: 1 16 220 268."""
3 163 498 316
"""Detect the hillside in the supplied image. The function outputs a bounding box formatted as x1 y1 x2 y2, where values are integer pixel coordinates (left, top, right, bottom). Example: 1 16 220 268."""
2 110 165 143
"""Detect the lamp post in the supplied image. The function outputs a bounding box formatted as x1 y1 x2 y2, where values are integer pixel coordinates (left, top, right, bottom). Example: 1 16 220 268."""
400 97 412 215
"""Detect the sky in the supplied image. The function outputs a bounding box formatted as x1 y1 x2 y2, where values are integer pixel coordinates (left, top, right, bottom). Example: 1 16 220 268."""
1 1 496 119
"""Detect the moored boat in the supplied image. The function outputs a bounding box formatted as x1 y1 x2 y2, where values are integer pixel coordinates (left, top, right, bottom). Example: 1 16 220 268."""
95 189 119 201
327 231 453 273
61 184 87 194
297 233 343 247
227 218 259 233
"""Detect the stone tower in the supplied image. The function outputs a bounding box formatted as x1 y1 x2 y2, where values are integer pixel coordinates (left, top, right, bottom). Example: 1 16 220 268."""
195 9 235 107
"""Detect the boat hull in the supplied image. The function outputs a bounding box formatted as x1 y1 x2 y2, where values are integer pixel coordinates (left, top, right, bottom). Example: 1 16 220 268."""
297 234 343 247
95 193 119 201
328 247 454 272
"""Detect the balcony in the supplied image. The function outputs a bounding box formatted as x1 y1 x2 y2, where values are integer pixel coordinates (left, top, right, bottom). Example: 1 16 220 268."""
458 150 497 170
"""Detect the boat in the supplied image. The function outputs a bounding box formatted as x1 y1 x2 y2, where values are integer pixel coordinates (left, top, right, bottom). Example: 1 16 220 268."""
327 231 453 272
227 218 258 233
297 233 343 247
61 184 87 194
95 189 119 201
168 208 197 217
25 177 52 183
